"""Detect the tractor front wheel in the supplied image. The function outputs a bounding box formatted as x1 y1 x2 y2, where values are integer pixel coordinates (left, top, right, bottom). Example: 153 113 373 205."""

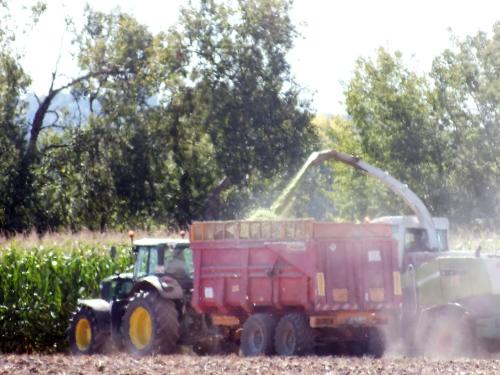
68 307 108 354
122 291 180 355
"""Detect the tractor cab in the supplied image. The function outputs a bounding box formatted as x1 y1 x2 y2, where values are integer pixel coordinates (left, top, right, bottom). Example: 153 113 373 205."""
371 216 449 269
132 238 193 288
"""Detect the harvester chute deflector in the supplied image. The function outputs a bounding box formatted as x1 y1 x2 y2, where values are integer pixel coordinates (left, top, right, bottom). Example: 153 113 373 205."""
270 149 439 251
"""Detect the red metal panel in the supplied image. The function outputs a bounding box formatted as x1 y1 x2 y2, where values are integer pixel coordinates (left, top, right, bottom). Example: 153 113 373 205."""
313 222 392 238
191 220 400 318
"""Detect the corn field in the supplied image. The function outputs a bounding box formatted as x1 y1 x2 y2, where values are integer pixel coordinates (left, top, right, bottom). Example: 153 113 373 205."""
0 241 132 353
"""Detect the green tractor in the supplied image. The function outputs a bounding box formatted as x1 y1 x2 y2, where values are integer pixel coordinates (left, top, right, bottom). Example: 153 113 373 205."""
68 270 134 354
68 235 218 355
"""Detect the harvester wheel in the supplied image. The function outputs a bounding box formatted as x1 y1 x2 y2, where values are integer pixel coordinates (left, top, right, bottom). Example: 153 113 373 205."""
122 290 180 355
274 313 315 356
68 306 108 355
416 309 473 358
240 313 277 356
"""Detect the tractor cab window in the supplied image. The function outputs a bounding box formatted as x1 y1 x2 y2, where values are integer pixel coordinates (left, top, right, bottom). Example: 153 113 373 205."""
133 246 162 278
148 248 159 274
134 247 149 278
164 245 193 280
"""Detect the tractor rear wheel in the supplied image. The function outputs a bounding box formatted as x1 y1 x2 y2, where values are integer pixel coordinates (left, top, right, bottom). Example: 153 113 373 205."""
68 307 108 354
274 313 314 356
122 291 180 355
240 314 277 356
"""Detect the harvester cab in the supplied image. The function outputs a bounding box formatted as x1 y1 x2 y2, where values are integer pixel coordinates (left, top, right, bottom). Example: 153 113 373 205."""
371 215 449 269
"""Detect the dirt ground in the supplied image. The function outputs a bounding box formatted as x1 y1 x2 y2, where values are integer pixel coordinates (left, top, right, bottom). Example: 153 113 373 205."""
1 354 500 375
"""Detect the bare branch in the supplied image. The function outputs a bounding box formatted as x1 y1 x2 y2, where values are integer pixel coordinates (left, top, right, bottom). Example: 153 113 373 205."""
28 67 123 155
53 67 122 94
38 110 61 131
49 69 57 93
89 85 103 114
41 123 66 131
71 92 84 128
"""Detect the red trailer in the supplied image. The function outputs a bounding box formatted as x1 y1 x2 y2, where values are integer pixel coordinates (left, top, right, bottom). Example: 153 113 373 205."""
190 219 402 356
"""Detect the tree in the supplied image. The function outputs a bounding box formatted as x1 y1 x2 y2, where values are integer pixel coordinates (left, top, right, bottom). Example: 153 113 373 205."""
178 0 317 218
345 48 450 217
1 5 169 232
0 2 32 232
0 0 317 233
0 52 30 232
430 24 500 227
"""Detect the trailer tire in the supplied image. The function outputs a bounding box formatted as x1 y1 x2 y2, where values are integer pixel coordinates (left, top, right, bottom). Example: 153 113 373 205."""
68 307 108 355
274 313 314 356
122 291 180 355
367 328 385 358
240 314 277 356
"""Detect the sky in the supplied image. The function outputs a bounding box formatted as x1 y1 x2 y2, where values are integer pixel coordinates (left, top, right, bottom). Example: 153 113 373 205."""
8 0 500 114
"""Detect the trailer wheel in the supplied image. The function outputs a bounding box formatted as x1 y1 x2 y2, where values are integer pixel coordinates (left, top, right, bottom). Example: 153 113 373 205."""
367 327 385 358
68 306 108 354
122 291 180 355
274 313 314 356
240 314 277 356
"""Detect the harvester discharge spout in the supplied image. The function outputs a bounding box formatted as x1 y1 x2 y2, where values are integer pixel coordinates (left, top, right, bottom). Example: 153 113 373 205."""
270 149 439 251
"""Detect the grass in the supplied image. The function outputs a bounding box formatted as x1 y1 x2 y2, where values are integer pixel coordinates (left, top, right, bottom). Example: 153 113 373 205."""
449 230 500 253
0 228 182 249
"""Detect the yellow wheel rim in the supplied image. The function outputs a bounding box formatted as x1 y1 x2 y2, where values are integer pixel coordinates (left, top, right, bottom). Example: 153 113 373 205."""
129 306 153 350
75 318 92 351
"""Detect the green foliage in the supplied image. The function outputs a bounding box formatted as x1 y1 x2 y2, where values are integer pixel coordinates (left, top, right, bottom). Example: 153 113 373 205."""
342 39 500 228
0 0 315 233
0 51 30 231
345 48 448 215
430 25 500 227
1 0 498 234
179 0 317 197
0 242 132 352
311 115 383 221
